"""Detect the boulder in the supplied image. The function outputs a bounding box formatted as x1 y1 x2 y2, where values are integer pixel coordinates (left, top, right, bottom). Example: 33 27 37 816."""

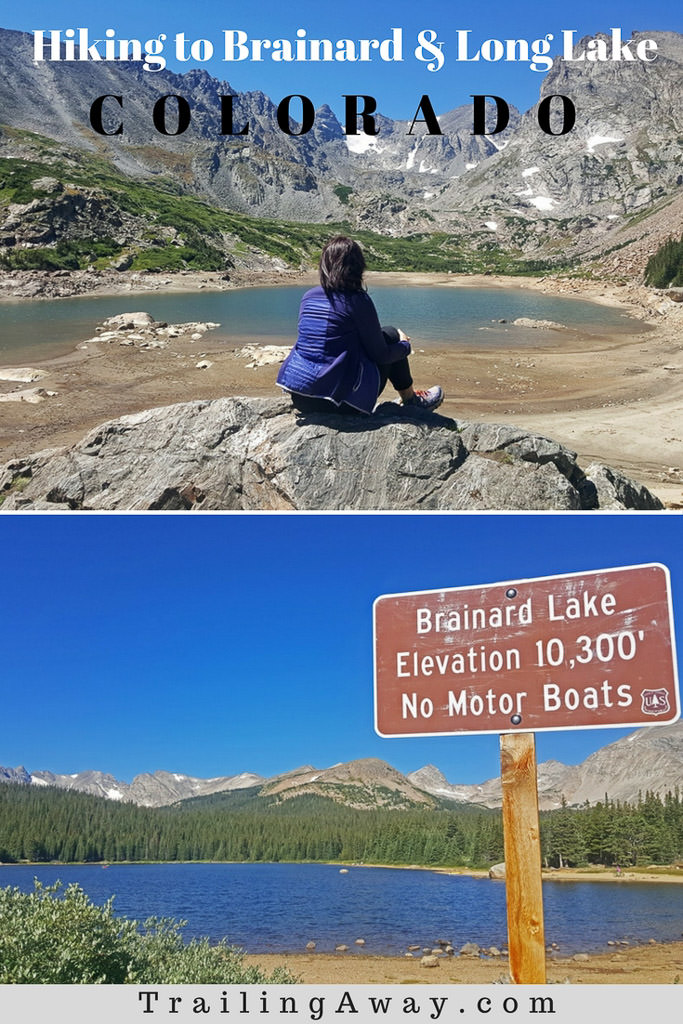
32 177 63 195
460 942 481 956
100 312 156 330
0 396 664 511
238 343 292 368
489 863 506 880
582 463 661 511
512 317 565 329
0 387 56 404
0 367 47 383
81 314 217 349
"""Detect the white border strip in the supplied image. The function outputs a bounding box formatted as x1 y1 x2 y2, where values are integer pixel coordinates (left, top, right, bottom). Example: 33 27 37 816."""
0 983 681 1022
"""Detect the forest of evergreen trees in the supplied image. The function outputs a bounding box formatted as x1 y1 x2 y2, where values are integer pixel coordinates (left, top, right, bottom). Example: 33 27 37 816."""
0 782 681 870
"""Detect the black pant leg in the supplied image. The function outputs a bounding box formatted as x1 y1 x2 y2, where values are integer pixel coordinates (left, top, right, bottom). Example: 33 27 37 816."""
378 326 413 395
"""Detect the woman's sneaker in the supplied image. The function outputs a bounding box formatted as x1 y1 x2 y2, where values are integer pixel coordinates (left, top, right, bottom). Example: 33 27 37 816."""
403 386 444 412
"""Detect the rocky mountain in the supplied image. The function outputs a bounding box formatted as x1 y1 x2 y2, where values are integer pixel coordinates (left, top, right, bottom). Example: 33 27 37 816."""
2 722 682 812
258 758 437 809
27 767 264 807
409 761 580 811
0 765 32 785
0 394 663 510
0 27 515 232
558 721 683 806
434 31 683 260
410 721 683 810
0 27 681 268
1 759 438 811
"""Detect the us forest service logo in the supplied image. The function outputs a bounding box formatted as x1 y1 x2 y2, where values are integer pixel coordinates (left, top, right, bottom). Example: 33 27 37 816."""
641 689 671 716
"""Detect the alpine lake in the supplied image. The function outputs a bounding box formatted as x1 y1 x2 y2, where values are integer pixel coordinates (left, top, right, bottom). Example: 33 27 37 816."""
0 283 639 364
1 862 680 957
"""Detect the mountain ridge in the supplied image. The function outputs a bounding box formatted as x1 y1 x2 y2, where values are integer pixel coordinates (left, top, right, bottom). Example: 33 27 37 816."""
1 27 682 273
3 721 681 811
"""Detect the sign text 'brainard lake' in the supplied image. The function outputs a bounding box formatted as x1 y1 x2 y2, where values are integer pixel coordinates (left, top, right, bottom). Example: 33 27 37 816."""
373 564 680 737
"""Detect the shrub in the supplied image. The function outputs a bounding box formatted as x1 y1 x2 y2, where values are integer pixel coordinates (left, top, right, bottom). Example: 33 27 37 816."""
333 185 354 205
644 235 683 288
0 239 120 272
0 881 295 984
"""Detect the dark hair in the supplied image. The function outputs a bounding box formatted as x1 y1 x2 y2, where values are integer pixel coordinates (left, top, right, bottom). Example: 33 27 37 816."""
318 236 366 293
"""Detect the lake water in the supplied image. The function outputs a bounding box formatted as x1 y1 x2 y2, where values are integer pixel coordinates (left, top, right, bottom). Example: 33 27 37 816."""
1 862 681 956
0 284 637 364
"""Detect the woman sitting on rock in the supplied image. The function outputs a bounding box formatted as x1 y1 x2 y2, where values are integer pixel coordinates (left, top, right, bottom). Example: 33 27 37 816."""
276 236 444 415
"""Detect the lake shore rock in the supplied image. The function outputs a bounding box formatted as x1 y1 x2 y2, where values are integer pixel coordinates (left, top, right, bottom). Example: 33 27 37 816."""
244 938 683 984
0 395 663 511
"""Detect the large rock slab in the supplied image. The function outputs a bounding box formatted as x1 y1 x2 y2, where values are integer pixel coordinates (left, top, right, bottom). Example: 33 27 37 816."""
0 396 664 511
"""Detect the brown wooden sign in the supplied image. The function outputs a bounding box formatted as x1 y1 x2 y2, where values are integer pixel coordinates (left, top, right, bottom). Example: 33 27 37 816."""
374 563 679 737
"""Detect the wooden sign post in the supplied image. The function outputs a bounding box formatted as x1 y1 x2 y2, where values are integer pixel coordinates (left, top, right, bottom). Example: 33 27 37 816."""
500 732 546 984
373 564 679 985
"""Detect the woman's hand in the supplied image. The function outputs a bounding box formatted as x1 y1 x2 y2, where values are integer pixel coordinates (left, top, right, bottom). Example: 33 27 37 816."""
398 328 411 353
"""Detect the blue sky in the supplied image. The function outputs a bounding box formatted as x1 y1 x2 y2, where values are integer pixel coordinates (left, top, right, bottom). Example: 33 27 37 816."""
5 1 682 118
1 513 680 787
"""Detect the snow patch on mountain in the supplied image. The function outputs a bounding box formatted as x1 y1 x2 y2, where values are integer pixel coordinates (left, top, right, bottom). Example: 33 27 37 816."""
586 134 624 154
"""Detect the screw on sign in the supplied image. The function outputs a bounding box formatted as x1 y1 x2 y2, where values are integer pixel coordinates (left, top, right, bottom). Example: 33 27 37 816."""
373 564 679 984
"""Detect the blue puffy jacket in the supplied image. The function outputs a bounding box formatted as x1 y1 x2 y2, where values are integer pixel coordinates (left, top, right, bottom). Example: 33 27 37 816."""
276 286 410 414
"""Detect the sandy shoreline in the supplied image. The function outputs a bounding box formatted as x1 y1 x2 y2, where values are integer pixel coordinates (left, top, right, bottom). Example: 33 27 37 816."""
243 941 683 985
440 866 683 884
1 269 681 507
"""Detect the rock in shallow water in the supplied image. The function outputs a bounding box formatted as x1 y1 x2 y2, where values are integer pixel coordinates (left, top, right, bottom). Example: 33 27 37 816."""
0 396 664 511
